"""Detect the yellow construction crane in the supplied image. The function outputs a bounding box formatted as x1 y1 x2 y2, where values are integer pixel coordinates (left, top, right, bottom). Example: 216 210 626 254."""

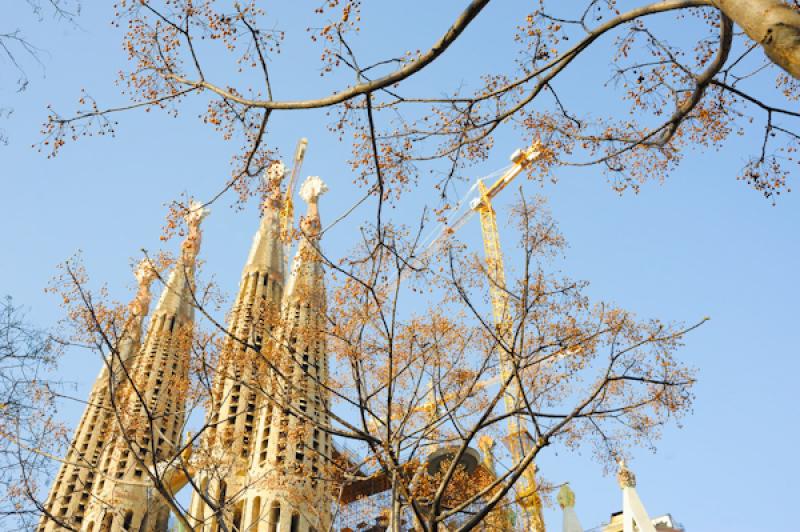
402 143 545 528
280 137 309 244
468 143 545 531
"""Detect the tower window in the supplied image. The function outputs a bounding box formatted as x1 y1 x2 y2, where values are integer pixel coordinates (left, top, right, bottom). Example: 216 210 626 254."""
269 502 280 532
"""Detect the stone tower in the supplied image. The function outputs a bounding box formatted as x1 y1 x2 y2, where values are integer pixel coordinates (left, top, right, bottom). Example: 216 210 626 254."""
80 203 208 532
40 170 337 531
238 175 333 532
38 260 157 531
188 166 287 530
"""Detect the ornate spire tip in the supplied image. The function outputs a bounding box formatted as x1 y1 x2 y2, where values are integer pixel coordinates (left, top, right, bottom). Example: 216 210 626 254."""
265 161 286 184
181 200 209 263
557 484 576 509
616 459 636 488
134 258 157 287
186 200 210 227
299 175 328 204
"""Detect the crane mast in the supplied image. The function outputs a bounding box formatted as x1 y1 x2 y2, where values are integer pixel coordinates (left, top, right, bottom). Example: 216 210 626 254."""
281 137 309 244
470 144 545 531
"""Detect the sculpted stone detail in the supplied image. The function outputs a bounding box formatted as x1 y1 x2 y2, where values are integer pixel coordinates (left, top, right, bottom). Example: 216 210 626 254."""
557 484 576 509
181 200 209 264
478 435 496 473
617 459 637 488
299 175 327 236
131 258 157 318
266 160 286 199
299 174 328 203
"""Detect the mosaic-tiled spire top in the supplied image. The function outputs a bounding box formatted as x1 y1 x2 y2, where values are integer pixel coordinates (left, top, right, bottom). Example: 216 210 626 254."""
298 175 326 235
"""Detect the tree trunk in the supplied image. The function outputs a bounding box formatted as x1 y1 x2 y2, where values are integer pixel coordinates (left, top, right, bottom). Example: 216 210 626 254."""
712 0 800 79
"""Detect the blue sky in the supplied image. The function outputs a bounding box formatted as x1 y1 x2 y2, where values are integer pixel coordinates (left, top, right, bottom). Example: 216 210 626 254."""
2 2 798 531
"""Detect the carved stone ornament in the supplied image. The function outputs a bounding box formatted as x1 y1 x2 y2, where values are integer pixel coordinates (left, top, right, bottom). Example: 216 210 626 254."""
267 160 286 183
617 459 637 488
185 199 210 229
182 200 210 262
131 258 157 316
557 484 576 509
134 258 157 288
299 175 328 204
265 160 286 201
478 434 495 453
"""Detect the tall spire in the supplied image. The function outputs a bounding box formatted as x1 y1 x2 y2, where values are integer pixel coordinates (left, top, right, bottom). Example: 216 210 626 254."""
81 204 208 532
613 460 657 532
153 200 208 320
117 258 158 365
557 484 584 532
239 175 333 532
188 167 289 530
285 175 328 301
243 161 287 278
38 259 157 532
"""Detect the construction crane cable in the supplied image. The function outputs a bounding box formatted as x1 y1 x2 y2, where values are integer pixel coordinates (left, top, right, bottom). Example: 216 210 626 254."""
319 164 514 267
415 164 514 263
